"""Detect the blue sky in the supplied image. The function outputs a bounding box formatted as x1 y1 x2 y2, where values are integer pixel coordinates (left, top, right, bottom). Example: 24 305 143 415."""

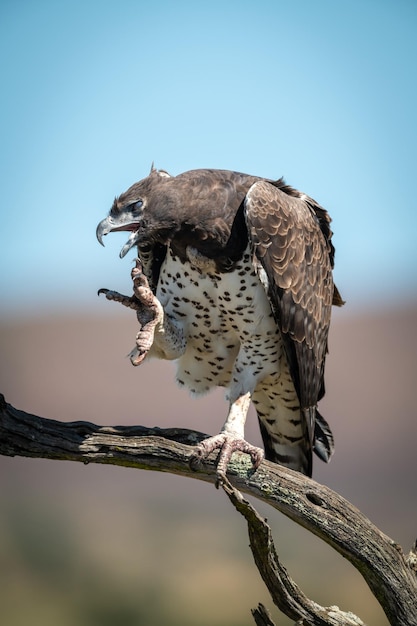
0 0 416 316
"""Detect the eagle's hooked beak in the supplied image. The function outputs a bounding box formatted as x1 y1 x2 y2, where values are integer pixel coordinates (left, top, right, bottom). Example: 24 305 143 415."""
96 216 113 247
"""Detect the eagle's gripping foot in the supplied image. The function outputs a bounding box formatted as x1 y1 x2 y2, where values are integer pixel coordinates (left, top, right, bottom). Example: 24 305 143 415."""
99 260 163 366
190 433 264 486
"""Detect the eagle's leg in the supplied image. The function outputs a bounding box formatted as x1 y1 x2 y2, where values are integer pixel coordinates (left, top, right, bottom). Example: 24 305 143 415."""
129 261 186 365
127 261 164 365
191 391 264 483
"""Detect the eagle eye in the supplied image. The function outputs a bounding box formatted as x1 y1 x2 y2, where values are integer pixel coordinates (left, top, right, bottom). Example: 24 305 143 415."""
130 200 143 213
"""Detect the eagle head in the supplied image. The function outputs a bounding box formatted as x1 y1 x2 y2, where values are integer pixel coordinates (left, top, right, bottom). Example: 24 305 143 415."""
96 167 172 258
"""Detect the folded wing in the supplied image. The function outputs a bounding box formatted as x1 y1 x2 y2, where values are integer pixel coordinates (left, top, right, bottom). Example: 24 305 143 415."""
244 179 337 471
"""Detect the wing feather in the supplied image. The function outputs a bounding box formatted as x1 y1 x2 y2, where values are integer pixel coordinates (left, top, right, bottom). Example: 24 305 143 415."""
244 180 336 451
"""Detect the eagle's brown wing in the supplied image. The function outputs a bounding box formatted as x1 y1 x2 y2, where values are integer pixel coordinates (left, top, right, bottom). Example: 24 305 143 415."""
244 179 336 466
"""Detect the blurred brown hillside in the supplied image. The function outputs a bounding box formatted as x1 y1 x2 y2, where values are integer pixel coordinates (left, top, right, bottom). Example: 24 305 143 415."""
0 307 416 626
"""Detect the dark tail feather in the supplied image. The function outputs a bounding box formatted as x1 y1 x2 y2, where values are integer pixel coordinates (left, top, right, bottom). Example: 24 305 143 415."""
313 410 334 463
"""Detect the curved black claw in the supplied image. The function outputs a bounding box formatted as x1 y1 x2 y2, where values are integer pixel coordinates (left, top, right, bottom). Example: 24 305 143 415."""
97 288 141 310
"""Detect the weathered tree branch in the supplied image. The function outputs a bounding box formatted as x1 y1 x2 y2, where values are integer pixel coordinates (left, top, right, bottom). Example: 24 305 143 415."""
1 393 416 626
251 603 277 626
222 478 367 626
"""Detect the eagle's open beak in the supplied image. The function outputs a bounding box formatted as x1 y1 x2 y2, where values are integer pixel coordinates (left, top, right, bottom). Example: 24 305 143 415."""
96 216 141 259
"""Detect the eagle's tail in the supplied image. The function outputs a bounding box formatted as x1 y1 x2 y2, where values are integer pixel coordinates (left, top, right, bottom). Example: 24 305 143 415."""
313 409 335 463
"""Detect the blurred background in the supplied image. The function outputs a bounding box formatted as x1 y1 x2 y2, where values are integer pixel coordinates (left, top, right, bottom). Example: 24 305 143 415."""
0 1 416 625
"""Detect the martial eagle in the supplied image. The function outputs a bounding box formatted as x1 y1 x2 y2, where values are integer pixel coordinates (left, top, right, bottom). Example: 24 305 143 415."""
96 166 343 479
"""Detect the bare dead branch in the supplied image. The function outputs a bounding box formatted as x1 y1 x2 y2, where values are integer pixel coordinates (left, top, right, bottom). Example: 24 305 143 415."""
251 603 277 626
1 393 416 626
222 477 366 625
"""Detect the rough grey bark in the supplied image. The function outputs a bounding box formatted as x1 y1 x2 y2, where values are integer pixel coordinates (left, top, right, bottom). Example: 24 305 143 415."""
1 393 416 625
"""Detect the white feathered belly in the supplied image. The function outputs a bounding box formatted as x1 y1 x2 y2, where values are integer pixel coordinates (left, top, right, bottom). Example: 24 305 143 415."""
156 246 284 395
